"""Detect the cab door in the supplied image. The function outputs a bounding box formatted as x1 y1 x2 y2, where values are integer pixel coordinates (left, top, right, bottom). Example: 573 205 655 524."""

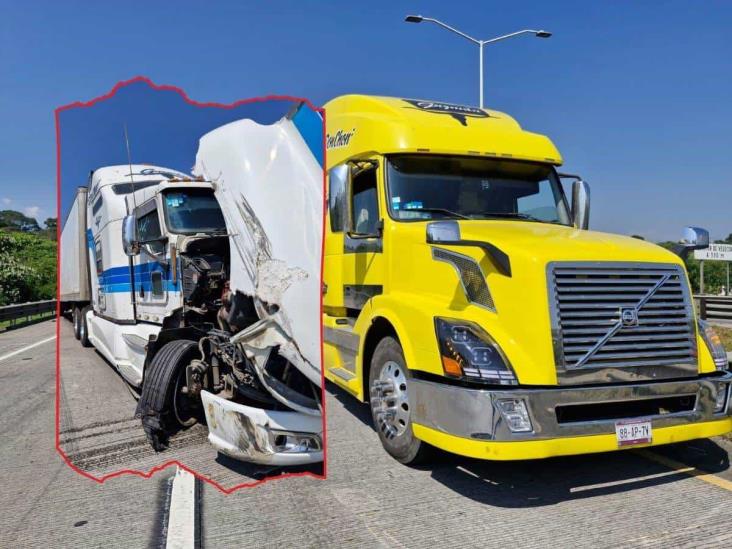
342 160 385 311
323 159 385 386
133 199 170 324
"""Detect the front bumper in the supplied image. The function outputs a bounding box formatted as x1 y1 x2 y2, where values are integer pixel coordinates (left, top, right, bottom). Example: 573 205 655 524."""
201 390 323 466
409 372 732 460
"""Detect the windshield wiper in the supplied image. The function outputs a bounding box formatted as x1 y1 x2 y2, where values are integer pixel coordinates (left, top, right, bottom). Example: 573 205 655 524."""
404 207 469 220
483 212 560 224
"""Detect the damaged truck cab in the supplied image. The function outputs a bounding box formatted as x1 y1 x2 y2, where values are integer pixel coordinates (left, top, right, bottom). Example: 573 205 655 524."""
60 104 324 466
322 95 731 464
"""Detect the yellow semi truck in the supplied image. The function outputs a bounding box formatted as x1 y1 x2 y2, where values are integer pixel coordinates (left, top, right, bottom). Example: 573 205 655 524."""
322 94 731 464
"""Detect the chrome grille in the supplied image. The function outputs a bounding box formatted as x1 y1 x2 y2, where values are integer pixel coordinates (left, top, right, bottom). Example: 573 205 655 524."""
549 263 697 372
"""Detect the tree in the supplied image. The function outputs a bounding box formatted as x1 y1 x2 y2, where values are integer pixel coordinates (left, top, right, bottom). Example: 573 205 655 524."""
0 210 39 231
44 217 57 231
0 232 56 305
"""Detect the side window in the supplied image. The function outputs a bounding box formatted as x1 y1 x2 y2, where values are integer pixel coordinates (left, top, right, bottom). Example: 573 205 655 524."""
328 167 347 232
151 271 164 298
95 239 103 275
137 209 165 255
351 168 379 235
92 196 103 216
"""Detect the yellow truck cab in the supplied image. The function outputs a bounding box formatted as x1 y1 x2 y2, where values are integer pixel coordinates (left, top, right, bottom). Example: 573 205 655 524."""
322 94 731 464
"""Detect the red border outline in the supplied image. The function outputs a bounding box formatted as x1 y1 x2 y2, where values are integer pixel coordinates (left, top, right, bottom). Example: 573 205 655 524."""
55 75 327 494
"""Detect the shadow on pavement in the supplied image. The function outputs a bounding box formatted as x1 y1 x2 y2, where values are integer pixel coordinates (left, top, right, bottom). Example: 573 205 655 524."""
328 380 373 427
214 453 324 481
427 439 729 508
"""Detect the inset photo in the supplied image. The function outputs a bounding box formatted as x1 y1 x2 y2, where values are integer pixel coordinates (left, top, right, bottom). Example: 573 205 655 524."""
57 78 325 490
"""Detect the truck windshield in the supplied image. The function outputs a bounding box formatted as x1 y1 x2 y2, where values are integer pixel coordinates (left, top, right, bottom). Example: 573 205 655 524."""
162 188 227 234
386 155 571 225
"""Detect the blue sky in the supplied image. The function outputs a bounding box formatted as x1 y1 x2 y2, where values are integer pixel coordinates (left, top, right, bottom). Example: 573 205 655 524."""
1 1 730 241
57 82 294 221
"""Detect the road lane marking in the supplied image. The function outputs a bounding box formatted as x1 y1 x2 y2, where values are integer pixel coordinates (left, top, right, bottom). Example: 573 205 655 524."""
166 467 197 549
570 467 694 493
637 449 732 492
0 335 56 363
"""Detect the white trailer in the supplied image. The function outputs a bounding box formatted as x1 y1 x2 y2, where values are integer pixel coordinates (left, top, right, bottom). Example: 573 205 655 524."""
59 104 324 465
59 186 91 339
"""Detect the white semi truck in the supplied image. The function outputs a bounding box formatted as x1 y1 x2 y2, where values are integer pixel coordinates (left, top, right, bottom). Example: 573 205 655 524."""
59 104 324 466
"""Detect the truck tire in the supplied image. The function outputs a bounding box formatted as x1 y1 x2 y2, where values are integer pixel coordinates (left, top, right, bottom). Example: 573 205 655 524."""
73 307 81 340
79 306 92 348
136 340 200 452
369 336 432 465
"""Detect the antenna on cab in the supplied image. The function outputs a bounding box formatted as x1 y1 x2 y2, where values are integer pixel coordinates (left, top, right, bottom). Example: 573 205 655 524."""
124 123 137 214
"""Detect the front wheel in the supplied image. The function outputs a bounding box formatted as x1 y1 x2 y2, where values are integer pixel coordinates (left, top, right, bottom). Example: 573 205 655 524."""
369 336 432 465
137 340 201 452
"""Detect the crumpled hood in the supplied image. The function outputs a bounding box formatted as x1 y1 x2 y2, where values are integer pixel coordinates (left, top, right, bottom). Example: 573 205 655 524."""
193 110 323 387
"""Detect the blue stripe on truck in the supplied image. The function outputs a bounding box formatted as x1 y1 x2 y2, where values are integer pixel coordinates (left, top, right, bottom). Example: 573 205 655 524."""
98 262 180 293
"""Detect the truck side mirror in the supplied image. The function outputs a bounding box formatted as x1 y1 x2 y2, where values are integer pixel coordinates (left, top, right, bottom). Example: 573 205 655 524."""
122 214 139 256
571 180 590 230
426 220 461 243
671 226 709 259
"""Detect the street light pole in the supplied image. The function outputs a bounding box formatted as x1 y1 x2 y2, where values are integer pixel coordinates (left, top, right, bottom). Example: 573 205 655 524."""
479 42 484 108
405 15 552 108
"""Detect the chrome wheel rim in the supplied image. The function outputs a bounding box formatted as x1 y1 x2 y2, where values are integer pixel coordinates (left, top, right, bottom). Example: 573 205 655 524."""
79 316 85 340
371 360 410 439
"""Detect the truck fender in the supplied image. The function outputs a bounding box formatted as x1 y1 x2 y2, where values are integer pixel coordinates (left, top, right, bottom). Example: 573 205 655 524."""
357 307 420 403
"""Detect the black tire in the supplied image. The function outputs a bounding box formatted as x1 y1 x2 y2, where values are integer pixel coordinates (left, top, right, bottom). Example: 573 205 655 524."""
369 336 432 465
137 340 200 452
73 307 81 340
79 306 92 347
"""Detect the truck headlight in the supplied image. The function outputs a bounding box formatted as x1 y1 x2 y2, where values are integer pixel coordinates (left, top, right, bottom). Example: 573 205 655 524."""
435 318 518 385
496 398 533 433
698 319 728 371
270 430 322 453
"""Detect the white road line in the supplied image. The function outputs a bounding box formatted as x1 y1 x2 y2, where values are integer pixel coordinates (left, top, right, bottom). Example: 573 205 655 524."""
0 335 56 363
166 467 196 549
569 467 691 493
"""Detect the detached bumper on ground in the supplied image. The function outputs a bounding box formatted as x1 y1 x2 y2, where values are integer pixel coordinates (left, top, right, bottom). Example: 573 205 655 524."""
201 390 323 466
409 372 732 460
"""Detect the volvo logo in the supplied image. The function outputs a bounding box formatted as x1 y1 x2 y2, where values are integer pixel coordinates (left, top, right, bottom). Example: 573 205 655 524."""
620 308 639 327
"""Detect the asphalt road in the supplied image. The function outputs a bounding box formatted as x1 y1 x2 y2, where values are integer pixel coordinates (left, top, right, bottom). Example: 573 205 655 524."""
2 319 732 547
56 316 320 488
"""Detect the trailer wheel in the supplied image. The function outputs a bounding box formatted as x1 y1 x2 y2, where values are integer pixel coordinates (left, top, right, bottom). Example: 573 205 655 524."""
137 340 201 452
369 336 432 465
79 306 92 348
73 307 81 340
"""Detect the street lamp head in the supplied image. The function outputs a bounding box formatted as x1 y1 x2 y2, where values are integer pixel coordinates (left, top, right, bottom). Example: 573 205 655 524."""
535 30 552 38
405 15 424 23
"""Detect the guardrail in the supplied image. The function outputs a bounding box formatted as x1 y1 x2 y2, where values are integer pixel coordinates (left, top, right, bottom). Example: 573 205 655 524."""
0 300 56 329
696 295 732 324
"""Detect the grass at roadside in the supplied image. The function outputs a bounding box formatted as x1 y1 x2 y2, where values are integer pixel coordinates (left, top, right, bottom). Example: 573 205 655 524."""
0 311 55 331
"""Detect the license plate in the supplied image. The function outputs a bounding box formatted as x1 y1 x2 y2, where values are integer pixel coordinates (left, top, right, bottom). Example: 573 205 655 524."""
615 419 652 447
